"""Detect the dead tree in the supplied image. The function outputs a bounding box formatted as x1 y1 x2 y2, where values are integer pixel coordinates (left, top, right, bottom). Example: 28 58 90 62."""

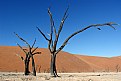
36 65 41 73
116 64 120 72
14 32 41 76
37 7 117 77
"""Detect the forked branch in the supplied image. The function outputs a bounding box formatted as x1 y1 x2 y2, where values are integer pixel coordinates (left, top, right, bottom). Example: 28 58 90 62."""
48 8 57 35
32 47 38 53
53 7 69 51
58 6 69 36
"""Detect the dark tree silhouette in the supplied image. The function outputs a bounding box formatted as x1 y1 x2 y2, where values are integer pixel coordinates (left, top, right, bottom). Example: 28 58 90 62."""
37 7 117 77
14 33 41 76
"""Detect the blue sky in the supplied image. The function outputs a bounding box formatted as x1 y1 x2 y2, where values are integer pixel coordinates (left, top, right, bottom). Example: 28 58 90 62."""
0 0 121 57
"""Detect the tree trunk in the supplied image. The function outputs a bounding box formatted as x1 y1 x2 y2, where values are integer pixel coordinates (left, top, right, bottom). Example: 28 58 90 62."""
24 58 30 75
50 54 58 77
31 56 36 76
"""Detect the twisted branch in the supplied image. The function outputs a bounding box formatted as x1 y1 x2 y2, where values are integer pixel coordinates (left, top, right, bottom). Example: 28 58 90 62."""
56 22 117 54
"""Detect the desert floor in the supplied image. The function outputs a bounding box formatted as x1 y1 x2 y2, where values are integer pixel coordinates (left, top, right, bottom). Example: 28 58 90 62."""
0 72 121 81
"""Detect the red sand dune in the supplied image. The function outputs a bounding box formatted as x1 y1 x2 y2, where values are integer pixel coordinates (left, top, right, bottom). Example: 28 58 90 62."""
0 46 121 73
75 55 121 72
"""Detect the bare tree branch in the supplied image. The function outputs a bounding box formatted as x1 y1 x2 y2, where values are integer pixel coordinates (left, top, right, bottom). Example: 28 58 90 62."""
53 7 69 51
48 40 52 53
32 47 38 53
56 22 117 54
103 22 117 30
47 8 56 53
33 52 41 55
16 54 25 61
46 35 53 53
48 8 57 35
17 43 27 54
14 32 31 48
58 6 69 35
36 27 50 41
32 38 36 48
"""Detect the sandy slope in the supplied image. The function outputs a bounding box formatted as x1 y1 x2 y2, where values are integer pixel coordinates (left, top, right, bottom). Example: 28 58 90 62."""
75 55 121 72
0 46 91 72
0 46 121 72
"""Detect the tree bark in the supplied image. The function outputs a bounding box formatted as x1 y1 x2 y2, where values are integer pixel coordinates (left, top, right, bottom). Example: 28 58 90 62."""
31 56 36 76
50 54 58 77
24 57 30 75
